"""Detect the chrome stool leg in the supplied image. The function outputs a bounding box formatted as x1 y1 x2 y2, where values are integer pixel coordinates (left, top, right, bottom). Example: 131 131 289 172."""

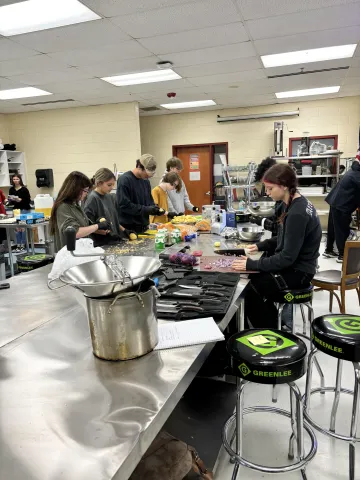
288 383 297 460
304 349 317 411
300 304 307 335
349 363 360 480
330 359 343 432
303 356 360 480
222 381 318 476
300 304 325 395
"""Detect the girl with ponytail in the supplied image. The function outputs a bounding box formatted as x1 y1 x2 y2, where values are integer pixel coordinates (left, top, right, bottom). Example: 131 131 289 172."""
234 164 322 330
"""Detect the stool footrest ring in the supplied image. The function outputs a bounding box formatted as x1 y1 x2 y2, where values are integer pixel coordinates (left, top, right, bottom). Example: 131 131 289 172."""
303 387 360 443
222 406 317 474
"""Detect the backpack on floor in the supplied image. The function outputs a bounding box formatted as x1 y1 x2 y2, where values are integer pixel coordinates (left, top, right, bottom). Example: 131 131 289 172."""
129 430 213 480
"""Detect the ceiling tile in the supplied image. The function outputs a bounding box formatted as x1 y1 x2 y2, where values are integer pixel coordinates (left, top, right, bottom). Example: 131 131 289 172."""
6 68 91 86
159 42 256 67
79 95 140 105
81 0 199 17
138 22 248 55
0 38 41 62
139 92 211 104
0 104 36 114
0 54 64 76
214 93 276 106
265 58 352 77
48 41 152 67
254 25 360 55
111 0 241 38
343 74 360 84
138 86 206 101
76 56 161 78
246 3 360 40
175 57 262 78
190 69 266 86
23 100 87 111
12 20 131 54
38 78 116 95
202 78 274 94
268 71 347 91
347 66 360 76
0 77 30 90
237 0 360 20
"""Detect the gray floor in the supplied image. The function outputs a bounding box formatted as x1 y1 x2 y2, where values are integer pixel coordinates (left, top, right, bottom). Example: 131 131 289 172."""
214 241 360 479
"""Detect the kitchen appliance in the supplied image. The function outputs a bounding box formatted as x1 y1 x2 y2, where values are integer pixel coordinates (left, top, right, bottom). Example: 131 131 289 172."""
86 279 158 360
211 210 227 235
235 212 251 223
202 204 221 222
226 211 236 228
237 226 264 242
248 201 275 218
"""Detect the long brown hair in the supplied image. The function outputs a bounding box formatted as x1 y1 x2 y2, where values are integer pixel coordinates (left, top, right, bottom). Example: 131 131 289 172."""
11 175 24 187
263 164 298 223
50 171 92 234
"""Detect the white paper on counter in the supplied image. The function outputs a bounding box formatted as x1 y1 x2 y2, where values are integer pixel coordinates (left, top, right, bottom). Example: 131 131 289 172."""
154 317 224 350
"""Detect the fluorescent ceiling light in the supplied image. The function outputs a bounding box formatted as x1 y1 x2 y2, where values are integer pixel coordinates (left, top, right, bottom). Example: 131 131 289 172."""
262 44 357 68
0 0 100 36
101 69 181 86
160 100 216 109
0 87 52 100
276 86 340 99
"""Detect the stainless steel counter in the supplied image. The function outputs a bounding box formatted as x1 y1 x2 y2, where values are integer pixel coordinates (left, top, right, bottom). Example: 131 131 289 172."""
0 234 248 480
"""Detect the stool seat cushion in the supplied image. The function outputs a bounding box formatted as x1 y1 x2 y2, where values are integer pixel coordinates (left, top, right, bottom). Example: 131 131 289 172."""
269 286 313 304
227 329 307 384
312 315 360 362
313 270 358 286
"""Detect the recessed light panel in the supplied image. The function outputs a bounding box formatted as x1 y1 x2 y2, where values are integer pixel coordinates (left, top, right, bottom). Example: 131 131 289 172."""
0 0 100 36
276 86 340 99
0 87 52 99
101 69 181 86
160 100 216 109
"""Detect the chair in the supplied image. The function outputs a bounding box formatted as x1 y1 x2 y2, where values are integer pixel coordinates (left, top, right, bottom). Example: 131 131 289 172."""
312 241 360 314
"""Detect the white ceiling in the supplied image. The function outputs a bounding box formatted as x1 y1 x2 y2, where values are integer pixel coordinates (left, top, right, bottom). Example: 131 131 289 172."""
0 0 359 115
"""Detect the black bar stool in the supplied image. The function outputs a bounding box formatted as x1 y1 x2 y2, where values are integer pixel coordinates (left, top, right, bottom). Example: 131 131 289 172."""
222 329 317 480
271 286 325 403
303 314 360 480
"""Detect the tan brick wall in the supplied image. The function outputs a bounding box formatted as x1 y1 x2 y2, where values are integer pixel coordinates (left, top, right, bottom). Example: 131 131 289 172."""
140 96 360 168
4 102 141 195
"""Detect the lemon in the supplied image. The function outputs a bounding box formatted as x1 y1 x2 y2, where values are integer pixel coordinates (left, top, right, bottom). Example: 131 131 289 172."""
129 233 137 240
214 241 221 248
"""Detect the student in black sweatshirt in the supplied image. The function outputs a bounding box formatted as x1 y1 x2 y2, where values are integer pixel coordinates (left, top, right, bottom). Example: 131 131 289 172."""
116 154 164 233
234 164 322 329
324 153 360 263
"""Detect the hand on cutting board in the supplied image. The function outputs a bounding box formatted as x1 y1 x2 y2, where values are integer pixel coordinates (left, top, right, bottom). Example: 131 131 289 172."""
232 256 248 271
245 244 258 253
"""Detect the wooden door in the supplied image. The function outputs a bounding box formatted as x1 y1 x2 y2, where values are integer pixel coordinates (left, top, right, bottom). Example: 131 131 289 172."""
173 145 212 212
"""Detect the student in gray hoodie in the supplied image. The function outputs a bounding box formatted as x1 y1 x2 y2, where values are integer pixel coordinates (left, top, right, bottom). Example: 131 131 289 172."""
163 157 199 215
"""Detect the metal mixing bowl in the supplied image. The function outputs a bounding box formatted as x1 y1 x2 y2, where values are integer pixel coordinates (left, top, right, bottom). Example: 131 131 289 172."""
248 201 275 217
60 256 161 298
237 226 264 242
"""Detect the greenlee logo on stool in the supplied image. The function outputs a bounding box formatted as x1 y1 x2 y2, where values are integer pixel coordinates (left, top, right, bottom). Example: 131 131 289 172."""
326 316 360 335
237 330 296 356
238 363 252 377
284 292 312 302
